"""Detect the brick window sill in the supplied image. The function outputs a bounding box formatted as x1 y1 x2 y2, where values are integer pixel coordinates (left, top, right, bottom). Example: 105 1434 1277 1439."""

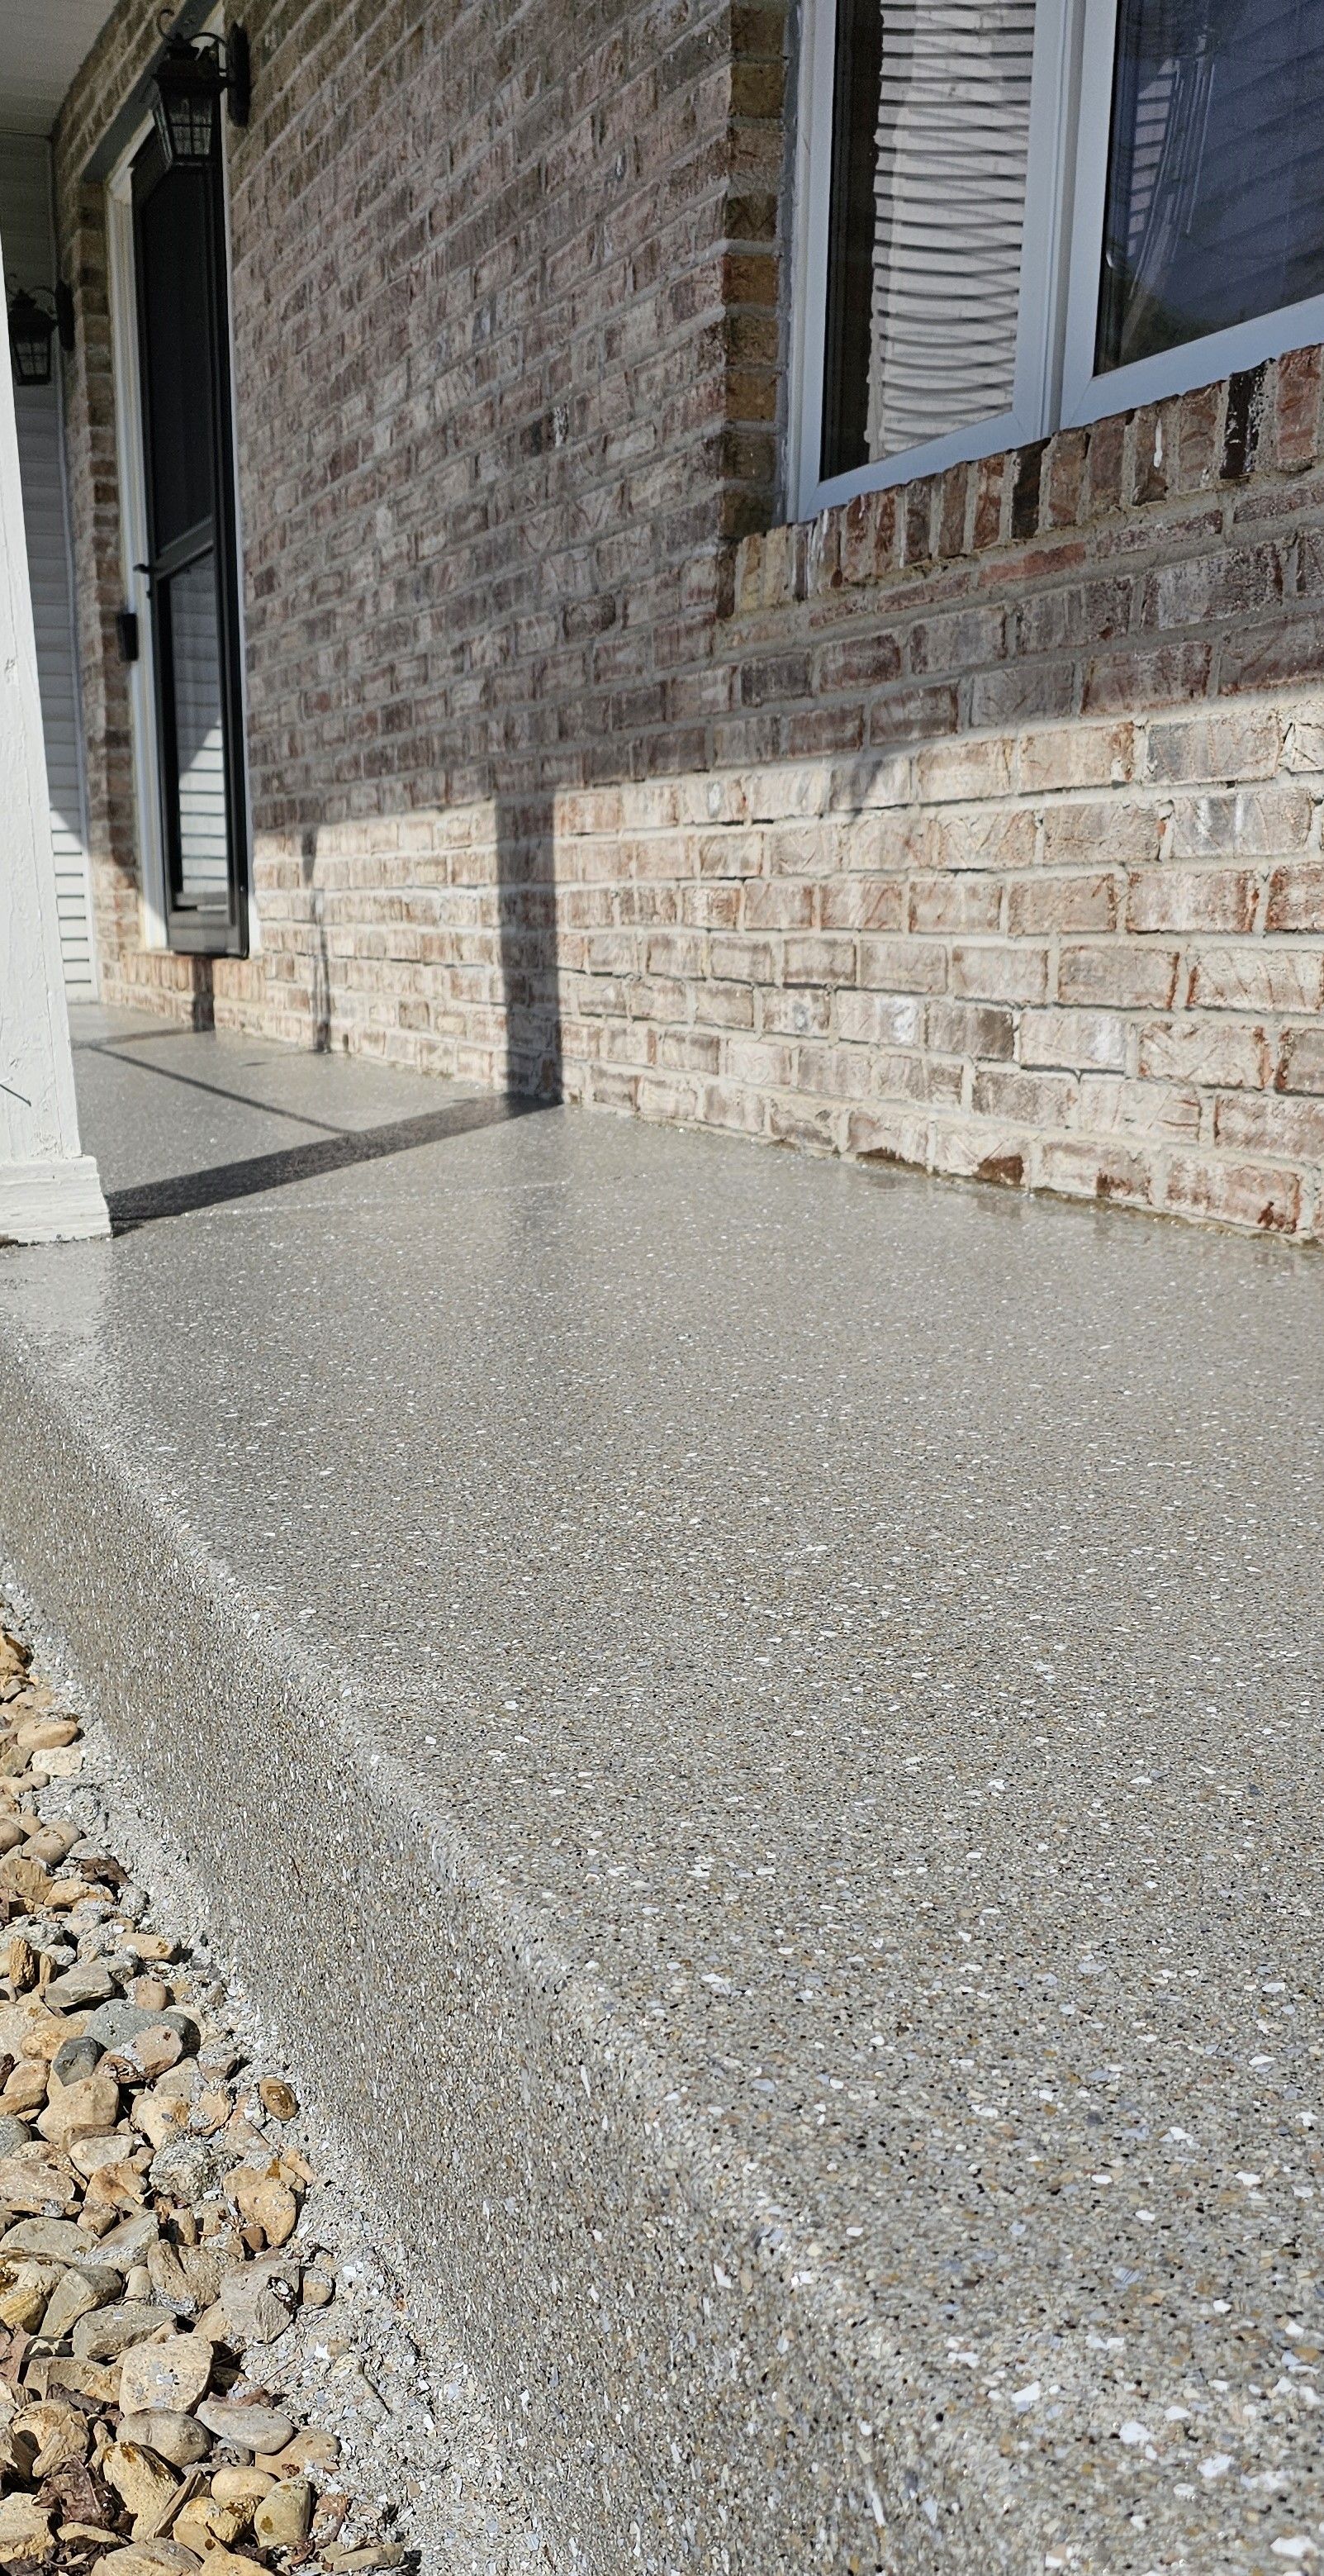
732 349 1324 617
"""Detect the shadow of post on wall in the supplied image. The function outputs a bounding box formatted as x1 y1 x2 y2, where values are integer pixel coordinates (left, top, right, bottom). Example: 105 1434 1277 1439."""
496 791 562 1101
301 831 332 1053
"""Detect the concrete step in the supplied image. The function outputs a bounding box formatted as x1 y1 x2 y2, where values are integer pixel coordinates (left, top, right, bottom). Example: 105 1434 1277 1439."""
0 1005 1320 2574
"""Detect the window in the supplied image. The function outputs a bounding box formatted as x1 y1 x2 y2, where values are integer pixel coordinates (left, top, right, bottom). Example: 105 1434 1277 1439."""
794 0 1324 515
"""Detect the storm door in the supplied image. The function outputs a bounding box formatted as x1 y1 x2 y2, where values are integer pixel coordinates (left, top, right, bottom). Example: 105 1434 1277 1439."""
131 129 248 954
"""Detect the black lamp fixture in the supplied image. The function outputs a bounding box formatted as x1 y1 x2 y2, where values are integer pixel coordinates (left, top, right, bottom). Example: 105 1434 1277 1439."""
149 17 250 169
7 283 75 388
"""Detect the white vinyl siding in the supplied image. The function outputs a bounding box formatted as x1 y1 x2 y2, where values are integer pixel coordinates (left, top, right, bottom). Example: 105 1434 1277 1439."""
0 134 96 995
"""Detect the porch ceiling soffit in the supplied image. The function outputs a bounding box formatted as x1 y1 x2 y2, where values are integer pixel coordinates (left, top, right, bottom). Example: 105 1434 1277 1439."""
0 0 214 169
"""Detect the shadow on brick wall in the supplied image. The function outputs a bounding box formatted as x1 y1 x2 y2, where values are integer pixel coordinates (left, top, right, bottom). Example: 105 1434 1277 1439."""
496 792 562 1100
301 832 332 1053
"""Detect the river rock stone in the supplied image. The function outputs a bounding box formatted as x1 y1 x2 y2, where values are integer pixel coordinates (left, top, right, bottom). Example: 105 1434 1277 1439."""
44 1961 115 2012
105 2437 180 2523
74 2298 175 2360
117 2332 214 2417
97 2210 162 2265
210 2467 273 2507
254 2479 312 2549
218 2258 297 2347
83 2001 156 2051
90 2546 202 2574
42 2260 121 2338
0 2493 55 2566
37 2070 119 2147
116 2407 212 2468
0 2147 76 2211
51 2035 103 2087
196 2398 294 2455
0 2259 61 2331
1 2214 117 2264
148 2133 241 2205
0 2113 31 2155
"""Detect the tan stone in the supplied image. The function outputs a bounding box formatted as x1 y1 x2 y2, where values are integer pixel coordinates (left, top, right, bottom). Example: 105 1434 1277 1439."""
116 2410 211 2469
38 2071 120 2147
209 2469 274 2508
12 2396 89 2474
129 1980 172 2014
105 2439 181 2527
263 2426 339 2474
2 2060 50 2111
118 2333 215 2417
227 2168 297 2247
0 2258 62 2329
43 2262 120 2338
0 2147 76 2210
0 2493 55 2565
175 2496 249 2550
253 2480 312 2548
91 2547 202 2574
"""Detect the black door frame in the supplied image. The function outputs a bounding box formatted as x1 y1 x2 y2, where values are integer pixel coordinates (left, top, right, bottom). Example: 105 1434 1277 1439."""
131 127 249 958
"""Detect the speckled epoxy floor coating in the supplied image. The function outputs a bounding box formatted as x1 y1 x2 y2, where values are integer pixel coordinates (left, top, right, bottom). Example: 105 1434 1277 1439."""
0 1006 1321 2574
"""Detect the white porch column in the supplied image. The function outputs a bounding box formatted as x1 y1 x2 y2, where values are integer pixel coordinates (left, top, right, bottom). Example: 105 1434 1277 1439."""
0 231 109 1246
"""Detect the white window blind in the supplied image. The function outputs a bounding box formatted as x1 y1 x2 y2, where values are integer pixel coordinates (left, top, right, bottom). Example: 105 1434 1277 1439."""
867 0 1039 459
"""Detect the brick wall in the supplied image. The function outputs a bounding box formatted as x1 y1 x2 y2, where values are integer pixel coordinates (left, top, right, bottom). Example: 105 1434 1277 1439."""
50 0 1324 1237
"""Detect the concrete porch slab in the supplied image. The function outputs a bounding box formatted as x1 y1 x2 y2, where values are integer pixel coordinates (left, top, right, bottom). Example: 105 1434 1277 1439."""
0 1005 1321 2574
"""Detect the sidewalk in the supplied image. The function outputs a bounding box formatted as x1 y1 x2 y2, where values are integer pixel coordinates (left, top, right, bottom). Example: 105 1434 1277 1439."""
0 1004 1321 2574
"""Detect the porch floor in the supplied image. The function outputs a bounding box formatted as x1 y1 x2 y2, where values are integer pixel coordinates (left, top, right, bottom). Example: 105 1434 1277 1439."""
1 1004 1322 2572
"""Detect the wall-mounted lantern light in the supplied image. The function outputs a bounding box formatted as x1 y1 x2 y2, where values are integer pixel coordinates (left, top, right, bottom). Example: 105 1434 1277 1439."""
7 283 75 388
149 21 250 169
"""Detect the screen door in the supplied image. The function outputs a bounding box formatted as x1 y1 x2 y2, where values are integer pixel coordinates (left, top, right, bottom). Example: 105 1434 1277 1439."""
132 128 248 955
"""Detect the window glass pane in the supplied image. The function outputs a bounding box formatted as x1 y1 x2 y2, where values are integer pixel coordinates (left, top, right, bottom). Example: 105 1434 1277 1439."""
1098 0 1324 373
821 0 1038 480
165 553 230 913
136 159 216 551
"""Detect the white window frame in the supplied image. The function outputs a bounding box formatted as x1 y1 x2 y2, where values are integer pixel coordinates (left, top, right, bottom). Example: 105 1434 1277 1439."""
791 0 1324 521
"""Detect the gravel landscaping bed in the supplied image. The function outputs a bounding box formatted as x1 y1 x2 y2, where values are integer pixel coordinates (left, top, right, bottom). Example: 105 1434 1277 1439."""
0 1609 525 2576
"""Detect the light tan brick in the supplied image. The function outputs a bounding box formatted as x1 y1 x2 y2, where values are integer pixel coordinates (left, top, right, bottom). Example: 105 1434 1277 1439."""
950 943 1050 1005
1037 1139 1151 1205
1265 863 1324 931
1164 1156 1303 1232
836 991 925 1048
1189 947 1324 1012
1138 1018 1270 1088
858 938 947 994
783 934 857 987
1020 1009 1128 1071
1146 709 1281 783
1078 1073 1201 1137
1016 723 1134 792
1006 874 1118 935
1213 1091 1324 1157
1058 944 1181 1010
1125 868 1257 934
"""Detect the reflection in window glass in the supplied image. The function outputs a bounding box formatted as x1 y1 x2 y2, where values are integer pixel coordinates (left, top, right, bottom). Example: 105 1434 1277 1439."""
1098 0 1324 373
820 0 1037 479
166 552 229 912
